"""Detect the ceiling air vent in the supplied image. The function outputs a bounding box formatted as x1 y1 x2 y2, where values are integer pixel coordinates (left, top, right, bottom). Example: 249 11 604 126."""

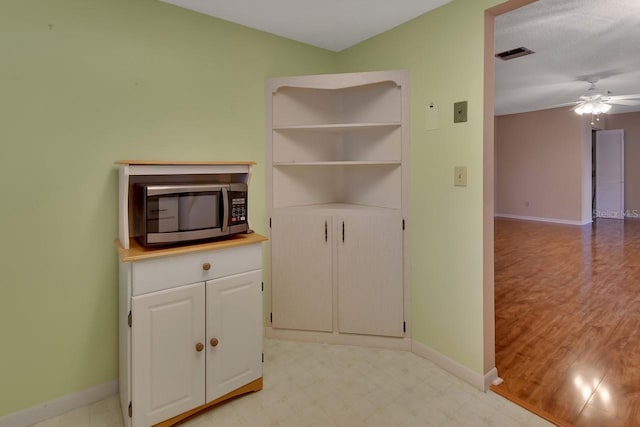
495 46 535 61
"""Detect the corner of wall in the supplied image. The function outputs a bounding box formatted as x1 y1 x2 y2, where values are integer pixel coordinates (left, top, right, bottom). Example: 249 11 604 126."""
412 339 486 391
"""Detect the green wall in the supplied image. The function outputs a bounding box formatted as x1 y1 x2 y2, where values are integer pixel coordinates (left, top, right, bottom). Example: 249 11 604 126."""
0 0 334 416
0 0 504 417
336 0 500 373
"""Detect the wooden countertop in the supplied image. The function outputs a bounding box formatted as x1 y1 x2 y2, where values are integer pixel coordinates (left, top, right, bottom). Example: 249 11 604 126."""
116 233 268 262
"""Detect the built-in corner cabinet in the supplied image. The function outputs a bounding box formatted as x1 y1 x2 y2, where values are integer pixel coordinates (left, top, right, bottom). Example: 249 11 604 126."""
265 71 410 348
115 161 267 427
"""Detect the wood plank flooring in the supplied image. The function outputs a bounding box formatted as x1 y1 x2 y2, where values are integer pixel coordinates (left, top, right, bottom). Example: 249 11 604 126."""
493 218 640 427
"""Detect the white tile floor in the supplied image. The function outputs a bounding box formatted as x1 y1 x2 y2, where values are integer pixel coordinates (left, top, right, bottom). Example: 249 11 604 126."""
30 339 552 427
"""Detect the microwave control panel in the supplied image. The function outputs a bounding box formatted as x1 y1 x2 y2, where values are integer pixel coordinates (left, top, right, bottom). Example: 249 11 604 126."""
230 195 247 224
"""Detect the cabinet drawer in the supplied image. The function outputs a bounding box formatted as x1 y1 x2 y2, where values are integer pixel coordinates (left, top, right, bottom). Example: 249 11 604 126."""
132 244 262 296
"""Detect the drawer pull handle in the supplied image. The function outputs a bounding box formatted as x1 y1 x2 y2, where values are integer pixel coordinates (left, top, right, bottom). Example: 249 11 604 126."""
195 342 204 352
210 338 219 347
202 262 211 271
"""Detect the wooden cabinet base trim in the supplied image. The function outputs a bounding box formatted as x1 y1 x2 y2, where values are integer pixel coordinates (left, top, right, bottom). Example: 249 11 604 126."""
153 377 263 427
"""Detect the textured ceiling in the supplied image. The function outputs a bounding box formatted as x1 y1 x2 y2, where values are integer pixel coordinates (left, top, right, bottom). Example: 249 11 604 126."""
158 0 640 115
495 0 640 115
159 0 452 52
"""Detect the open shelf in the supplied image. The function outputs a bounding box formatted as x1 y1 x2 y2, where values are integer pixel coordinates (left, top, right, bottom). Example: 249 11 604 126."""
274 203 401 215
273 161 401 166
273 123 400 132
271 80 402 127
272 163 401 209
272 124 401 164
268 72 407 211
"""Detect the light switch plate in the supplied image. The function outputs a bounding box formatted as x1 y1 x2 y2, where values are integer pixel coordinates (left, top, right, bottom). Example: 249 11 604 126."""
454 166 467 187
454 101 467 123
425 103 439 130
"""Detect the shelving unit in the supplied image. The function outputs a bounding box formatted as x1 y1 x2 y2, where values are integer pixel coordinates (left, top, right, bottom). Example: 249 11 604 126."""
115 161 266 427
265 70 410 348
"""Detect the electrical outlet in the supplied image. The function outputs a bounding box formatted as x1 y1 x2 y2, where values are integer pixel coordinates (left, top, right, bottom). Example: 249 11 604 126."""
454 166 467 187
454 101 468 123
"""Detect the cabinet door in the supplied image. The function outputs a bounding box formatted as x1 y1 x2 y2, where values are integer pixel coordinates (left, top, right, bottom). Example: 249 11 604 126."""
271 213 333 332
131 283 205 427
206 270 262 402
337 212 404 337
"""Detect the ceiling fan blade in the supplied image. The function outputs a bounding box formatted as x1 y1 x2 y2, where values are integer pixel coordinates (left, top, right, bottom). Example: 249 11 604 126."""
545 101 579 109
608 94 640 100
607 99 640 106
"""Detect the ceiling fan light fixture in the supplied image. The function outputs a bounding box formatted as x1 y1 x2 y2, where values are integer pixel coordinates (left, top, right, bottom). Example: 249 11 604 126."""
575 103 590 115
598 103 612 114
575 100 611 115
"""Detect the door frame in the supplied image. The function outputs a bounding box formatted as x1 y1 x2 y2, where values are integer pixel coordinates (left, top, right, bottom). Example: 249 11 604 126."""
483 0 538 385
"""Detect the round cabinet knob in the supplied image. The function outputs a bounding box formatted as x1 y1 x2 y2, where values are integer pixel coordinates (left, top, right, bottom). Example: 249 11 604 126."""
210 338 219 347
195 342 204 352
202 262 211 271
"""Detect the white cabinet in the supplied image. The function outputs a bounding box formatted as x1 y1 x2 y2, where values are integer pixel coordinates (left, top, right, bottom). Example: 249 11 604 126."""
271 213 333 332
118 236 266 427
131 283 206 427
265 70 409 348
205 270 262 402
336 212 403 337
271 208 404 338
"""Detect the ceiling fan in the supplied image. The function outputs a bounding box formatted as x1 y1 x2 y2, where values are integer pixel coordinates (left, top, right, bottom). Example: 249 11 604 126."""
570 78 640 116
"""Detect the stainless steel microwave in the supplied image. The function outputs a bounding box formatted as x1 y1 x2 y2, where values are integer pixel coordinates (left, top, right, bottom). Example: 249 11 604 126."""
133 183 248 246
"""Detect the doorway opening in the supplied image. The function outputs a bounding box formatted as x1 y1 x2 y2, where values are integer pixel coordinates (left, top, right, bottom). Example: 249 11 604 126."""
593 129 625 219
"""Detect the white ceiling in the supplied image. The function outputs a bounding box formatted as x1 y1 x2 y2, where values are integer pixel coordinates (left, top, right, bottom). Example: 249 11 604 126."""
159 0 452 52
495 0 640 115
159 0 640 116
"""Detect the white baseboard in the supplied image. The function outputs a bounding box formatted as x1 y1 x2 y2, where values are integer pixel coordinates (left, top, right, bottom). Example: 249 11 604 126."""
265 327 412 351
264 329 496 392
484 367 500 390
494 213 591 226
0 380 118 427
411 339 494 391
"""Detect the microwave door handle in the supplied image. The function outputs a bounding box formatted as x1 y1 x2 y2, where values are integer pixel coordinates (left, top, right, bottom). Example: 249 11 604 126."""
221 187 229 233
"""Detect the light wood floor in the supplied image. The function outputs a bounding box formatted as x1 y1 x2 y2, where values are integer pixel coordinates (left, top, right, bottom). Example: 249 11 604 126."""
492 218 640 426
